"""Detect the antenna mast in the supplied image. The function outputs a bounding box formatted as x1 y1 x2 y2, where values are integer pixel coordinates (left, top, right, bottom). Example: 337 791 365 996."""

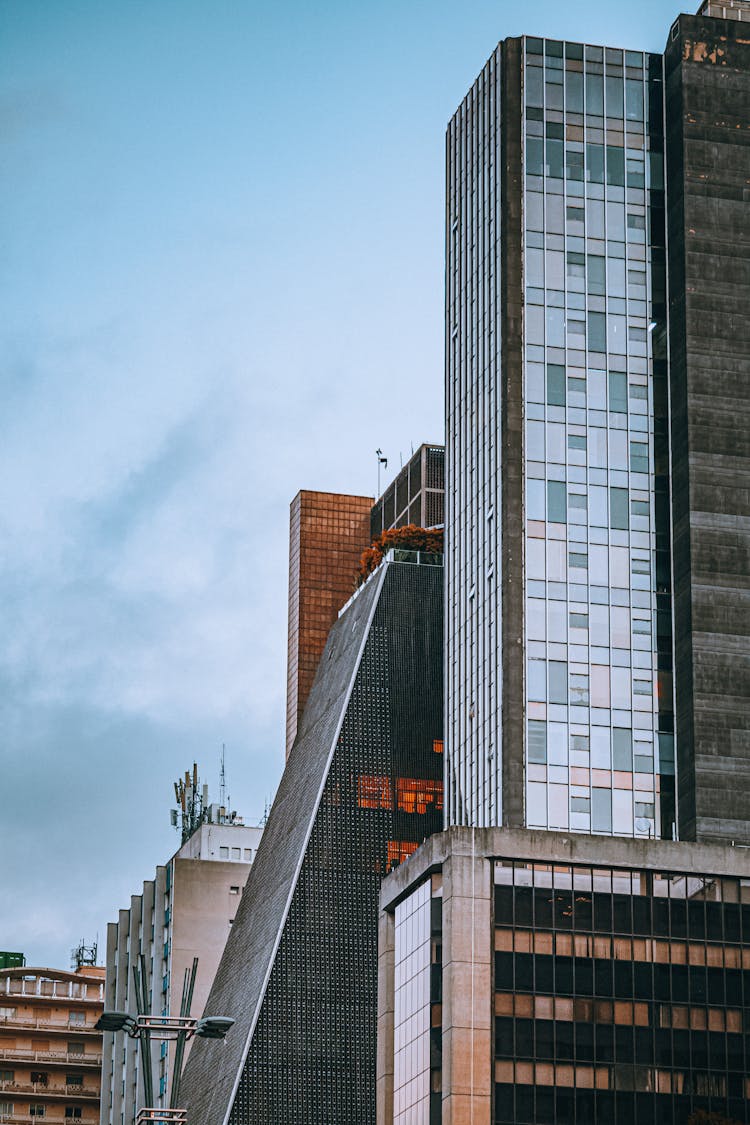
219 744 227 808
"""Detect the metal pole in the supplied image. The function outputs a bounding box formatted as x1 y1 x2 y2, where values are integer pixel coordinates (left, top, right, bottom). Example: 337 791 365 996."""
169 958 198 1109
136 954 155 1110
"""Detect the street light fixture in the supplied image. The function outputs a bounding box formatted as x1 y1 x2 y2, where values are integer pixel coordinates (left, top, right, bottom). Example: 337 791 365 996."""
95 954 234 1124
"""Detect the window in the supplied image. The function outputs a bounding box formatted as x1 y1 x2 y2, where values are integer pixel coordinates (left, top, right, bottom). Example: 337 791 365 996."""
31 1072 48 1086
229 886 240 895
64 1110 83 1120
569 550 588 571
613 728 633 770
67 1043 85 1057
549 661 568 705
396 778 443 815
588 255 605 295
0 1008 16 1020
243 849 253 861
0 1103 11 1117
586 143 605 183
592 789 612 833
547 481 567 524
610 488 629 530
386 840 418 873
546 364 566 407
570 674 589 705
609 371 627 413
219 846 229 859
630 441 649 474
528 720 547 764
231 847 241 860
0 1070 13 1083
626 78 644 121
68 1012 85 1026
357 775 392 809
65 1075 83 1088
586 72 603 115
588 312 606 352
30 1108 46 1119
433 739 444 754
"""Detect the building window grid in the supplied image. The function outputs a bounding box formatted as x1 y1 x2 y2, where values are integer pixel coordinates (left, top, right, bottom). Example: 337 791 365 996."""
522 37 666 840
493 859 750 1123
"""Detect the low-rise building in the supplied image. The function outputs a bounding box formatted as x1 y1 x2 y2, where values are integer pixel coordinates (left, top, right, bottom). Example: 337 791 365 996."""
0 964 105 1125
378 828 750 1125
99 813 262 1125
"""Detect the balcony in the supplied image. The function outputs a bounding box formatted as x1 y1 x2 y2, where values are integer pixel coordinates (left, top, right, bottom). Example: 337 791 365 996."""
0 1020 100 1037
0 981 102 1004
0 1116 95 1124
0 1051 101 1069
0 1080 98 1100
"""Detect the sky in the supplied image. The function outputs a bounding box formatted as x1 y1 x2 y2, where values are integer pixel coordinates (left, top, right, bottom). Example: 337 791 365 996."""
1 0 681 968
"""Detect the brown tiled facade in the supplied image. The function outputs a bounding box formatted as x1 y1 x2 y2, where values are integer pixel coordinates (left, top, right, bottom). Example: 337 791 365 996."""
0 965 104 1125
286 490 373 757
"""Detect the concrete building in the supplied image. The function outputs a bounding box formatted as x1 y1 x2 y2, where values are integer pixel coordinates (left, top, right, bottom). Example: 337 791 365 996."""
99 817 262 1125
445 0 749 842
378 827 750 1125
0 964 105 1125
181 550 444 1125
286 490 373 757
370 445 445 539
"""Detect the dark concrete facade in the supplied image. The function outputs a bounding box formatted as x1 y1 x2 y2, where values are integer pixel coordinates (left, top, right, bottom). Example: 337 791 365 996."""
665 11 750 843
182 557 444 1124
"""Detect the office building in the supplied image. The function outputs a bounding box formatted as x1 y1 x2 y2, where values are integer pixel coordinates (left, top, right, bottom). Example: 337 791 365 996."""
378 827 750 1125
286 490 373 757
181 549 444 1124
100 814 262 1125
370 444 445 539
445 1 749 842
0 964 105 1125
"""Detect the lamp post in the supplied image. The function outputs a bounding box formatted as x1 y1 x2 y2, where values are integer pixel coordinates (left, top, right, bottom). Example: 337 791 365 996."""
96 955 233 1125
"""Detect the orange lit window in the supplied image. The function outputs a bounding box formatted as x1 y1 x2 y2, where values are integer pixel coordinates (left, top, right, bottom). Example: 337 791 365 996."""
433 739 444 754
357 775 392 810
396 778 444 815
386 840 418 872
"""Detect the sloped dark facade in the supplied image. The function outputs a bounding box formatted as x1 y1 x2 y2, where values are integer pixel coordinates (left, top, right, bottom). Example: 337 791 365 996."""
181 556 443 1124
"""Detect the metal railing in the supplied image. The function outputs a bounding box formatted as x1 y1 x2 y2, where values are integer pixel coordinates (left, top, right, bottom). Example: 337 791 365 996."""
0 1017 98 1034
0 1049 101 1066
0 1080 96 1098
136 1111 187 1124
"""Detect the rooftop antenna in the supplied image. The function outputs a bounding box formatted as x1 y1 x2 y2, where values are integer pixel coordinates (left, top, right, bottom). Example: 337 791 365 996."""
71 939 98 971
376 448 388 495
219 744 227 809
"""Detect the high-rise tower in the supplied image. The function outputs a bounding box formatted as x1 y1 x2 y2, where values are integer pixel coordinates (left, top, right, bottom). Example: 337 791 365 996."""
445 2 749 842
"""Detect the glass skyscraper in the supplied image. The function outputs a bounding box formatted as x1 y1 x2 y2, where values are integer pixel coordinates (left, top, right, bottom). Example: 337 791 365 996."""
446 3 749 841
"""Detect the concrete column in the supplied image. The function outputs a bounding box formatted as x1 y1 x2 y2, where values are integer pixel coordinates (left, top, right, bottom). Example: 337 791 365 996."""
441 850 492 1125
376 908 396 1125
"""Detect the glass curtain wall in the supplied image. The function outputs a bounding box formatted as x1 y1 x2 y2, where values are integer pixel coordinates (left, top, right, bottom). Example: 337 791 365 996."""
522 38 674 838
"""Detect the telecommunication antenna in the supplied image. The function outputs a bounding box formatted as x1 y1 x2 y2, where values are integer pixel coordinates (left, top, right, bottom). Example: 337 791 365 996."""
219 744 227 808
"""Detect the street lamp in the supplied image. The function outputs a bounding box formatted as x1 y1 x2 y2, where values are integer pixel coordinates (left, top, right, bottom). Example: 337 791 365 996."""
95 955 234 1125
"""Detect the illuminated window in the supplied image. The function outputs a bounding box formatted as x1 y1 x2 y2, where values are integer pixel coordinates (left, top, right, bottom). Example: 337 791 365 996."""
386 840 419 872
357 775 392 810
433 739 444 754
396 778 444 815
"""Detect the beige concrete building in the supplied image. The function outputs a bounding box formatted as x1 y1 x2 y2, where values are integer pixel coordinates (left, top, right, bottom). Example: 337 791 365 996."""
100 818 262 1125
378 828 750 1125
0 964 105 1125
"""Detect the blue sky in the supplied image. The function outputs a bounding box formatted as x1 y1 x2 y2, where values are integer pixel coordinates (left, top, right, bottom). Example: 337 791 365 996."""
1 0 680 967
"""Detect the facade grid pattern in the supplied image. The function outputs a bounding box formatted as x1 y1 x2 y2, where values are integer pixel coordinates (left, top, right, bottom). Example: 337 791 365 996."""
229 562 444 1124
